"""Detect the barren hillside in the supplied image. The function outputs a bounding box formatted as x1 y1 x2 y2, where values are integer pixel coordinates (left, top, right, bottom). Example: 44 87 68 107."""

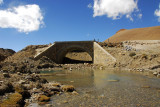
104 26 160 43
0 48 15 62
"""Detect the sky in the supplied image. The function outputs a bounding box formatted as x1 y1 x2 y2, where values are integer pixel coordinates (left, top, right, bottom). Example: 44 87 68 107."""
0 0 160 51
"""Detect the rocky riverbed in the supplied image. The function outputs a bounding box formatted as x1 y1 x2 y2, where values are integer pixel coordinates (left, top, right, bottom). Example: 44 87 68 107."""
38 69 160 107
0 71 76 107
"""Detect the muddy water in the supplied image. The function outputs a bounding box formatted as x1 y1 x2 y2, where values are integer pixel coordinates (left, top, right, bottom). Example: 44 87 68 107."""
40 69 160 107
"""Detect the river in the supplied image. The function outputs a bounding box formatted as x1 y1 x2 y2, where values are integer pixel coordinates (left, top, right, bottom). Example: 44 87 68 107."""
33 69 160 106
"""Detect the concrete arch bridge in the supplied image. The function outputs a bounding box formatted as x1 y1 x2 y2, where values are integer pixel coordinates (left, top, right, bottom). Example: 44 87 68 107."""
34 41 116 65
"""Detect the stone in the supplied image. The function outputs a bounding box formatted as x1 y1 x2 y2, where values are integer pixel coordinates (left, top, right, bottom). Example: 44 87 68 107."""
141 86 150 88
0 82 14 95
61 85 75 92
107 80 119 82
46 104 52 107
17 72 21 75
25 75 33 80
38 95 50 102
157 74 160 78
18 80 26 84
63 100 68 103
52 83 61 87
99 66 103 70
72 91 79 95
69 67 72 71
3 73 10 78
153 72 158 76
0 93 24 107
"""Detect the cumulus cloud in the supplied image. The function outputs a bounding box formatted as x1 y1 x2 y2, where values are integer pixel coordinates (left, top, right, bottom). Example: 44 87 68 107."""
0 4 44 33
93 0 139 20
154 4 160 22
0 0 3 5
138 14 142 19
88 3 92 9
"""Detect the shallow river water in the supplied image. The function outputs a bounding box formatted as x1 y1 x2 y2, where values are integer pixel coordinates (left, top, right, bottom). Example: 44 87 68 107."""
34 69 160 107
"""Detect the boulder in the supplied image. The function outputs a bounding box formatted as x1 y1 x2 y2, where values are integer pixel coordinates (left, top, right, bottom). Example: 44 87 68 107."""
38 95 50 102
0 93 24 107
153 72 158 76
61 85 75 92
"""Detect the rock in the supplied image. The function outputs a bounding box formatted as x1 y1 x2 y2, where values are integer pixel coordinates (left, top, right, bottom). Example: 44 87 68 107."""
70 81 74 83
17 72 21 75
99 66 103 70
63 100 68 103
107 80 119 82
46 104 52 107
0 93 24 107
157 74 160 78
0 82 14 95
61 85 75 92
38 95 50 102
69 67 72 71
31 88 42 94
25 75 33 81
153 72 158 76
52 83 61 87
3 73 10 78
72 91 79 95
141 86 150 88
39 78 48 83
18 80 26 84
43 83 61 92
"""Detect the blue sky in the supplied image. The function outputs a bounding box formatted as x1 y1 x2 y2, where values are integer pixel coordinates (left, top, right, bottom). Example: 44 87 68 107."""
0 0 160 51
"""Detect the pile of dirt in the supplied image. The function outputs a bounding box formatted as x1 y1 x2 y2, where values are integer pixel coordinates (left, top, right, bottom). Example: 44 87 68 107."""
0 45 58 73
105 26 160 43
0 48 15 62
4 45 48 63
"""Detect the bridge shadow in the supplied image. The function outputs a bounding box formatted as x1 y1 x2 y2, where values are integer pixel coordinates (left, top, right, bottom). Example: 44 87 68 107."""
62 50 93 64
62 57 92 64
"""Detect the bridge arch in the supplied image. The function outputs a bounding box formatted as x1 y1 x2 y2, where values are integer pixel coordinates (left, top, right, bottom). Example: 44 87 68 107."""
56 45 93 64
34 41 116 65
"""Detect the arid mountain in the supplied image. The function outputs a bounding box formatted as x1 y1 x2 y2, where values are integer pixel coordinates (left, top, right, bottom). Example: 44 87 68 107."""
104 26 160 43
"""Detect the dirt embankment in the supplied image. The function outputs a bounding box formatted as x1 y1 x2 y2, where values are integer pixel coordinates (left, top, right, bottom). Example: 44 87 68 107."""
0 48 15 62
0 45 59 73
105 26 160 43
103 43 160 72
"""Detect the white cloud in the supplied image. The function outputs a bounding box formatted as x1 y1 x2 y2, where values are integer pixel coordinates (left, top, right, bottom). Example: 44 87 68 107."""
154 4 160 22
0 4 44 33
138 14 142 19
88 3 92 9
93 0 139 21
0 0 3 5
126 14 133 21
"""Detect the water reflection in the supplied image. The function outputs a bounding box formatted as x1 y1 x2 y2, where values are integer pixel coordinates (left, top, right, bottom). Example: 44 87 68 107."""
41 70 94 88
41 69 160 89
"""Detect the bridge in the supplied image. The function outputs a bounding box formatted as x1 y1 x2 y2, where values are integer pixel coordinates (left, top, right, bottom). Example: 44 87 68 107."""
34 41 116 65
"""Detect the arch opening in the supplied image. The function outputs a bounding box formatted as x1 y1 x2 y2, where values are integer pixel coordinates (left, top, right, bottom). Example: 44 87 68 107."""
59 47 93 64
